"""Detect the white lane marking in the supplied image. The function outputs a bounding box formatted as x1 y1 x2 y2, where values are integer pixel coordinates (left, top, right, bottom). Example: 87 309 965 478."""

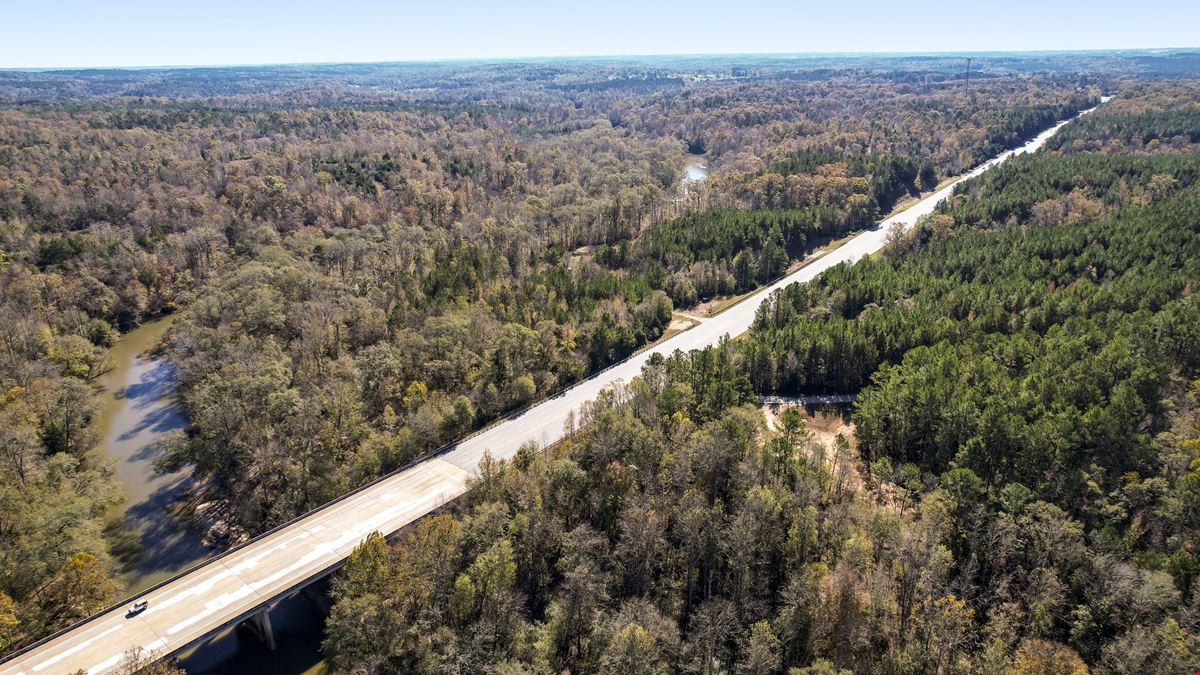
247 476 470 593
228 540 291 574
88 653 123 674
166 584 257 635
86 636 170 673
150 567 236 612
151 539 292 613
30 624 121 671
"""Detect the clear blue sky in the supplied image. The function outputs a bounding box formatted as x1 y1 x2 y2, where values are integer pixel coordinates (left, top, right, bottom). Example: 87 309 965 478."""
3 0 1197 69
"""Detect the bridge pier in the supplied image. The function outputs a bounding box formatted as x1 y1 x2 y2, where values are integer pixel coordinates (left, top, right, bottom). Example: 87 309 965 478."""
248 609 276 651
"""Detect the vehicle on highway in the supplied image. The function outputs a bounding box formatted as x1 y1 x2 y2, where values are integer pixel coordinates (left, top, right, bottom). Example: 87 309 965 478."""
126 601 149 617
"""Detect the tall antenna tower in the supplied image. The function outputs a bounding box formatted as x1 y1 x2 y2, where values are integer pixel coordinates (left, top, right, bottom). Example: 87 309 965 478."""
964 57 972 90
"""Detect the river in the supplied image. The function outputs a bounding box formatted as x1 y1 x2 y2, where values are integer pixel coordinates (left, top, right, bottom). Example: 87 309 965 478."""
98 316 210 592
98 317 329 674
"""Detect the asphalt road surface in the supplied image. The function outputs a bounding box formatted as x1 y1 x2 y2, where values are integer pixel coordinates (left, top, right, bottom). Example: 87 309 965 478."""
0 104 1101 675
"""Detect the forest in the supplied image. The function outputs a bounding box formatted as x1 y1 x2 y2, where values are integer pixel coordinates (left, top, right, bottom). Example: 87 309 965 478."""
0 53 1191 667
320 83 1200 673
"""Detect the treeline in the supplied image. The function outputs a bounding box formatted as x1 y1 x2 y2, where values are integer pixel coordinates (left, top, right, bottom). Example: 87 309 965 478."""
593 147 963 308
323 343 852 674
744 151 1200 495
976 101 1092 160
325 343 1200 674
719 153 927 229
770 152 937 212
1047 82 1200 154
595 208 850 305
728 102 1086 218
159 236 672 533
744 150 1199 395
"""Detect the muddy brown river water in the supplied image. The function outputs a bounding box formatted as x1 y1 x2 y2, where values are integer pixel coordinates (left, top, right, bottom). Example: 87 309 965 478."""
97 316 211 592
98 318 328 673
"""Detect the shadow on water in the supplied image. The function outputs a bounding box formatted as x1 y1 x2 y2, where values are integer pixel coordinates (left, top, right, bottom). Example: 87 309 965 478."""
117 360 177 407
119 405 186 446
122 478 211 578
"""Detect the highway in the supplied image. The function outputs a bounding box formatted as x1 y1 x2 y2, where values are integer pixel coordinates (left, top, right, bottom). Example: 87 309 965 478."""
0 104 1100 675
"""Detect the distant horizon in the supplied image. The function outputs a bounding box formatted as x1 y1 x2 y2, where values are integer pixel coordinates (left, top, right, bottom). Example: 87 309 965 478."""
4 46 1198 73
4 0 1198 70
